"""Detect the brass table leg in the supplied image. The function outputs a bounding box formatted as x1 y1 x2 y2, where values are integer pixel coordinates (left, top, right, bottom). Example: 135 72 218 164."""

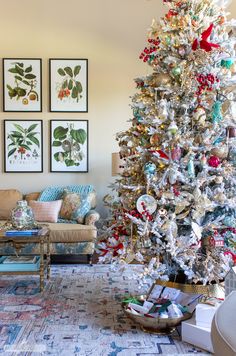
47 235 50 280
40 238 44 292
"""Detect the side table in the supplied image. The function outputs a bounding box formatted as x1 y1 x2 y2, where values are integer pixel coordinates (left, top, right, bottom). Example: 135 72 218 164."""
0 227 50 292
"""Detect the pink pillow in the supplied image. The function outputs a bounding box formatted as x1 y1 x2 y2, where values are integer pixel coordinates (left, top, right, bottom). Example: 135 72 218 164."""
29 200 62 223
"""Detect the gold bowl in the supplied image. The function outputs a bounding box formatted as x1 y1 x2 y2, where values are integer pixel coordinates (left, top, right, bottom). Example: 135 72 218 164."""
123 295 192 334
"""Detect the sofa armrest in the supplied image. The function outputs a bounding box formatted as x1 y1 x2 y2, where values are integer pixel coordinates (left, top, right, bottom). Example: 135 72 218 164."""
84 210 100 226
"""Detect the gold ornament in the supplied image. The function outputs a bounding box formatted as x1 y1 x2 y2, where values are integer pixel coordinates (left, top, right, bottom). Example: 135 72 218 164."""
211 146 228 159
149 73 172 88
231 63 236 74
150 133 160 146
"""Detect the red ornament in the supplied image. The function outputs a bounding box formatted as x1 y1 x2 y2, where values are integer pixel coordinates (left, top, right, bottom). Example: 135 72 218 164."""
192 24 220 52
208 155 221 168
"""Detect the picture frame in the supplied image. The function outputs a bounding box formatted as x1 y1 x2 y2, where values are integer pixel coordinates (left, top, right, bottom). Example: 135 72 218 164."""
49 59 88 112
3 58 42 112
4 120 43 173
50 120 88 172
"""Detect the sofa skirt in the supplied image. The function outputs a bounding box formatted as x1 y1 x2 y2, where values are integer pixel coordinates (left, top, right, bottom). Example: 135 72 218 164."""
0 242 94 255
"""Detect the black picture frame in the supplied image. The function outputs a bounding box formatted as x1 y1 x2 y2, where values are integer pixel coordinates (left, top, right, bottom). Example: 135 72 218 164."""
3 58 42 112
49 59 88 112
4 120 43 173
50 120 88 172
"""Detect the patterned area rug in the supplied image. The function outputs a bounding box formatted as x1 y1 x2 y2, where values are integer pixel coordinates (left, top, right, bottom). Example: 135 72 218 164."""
0 265 210 355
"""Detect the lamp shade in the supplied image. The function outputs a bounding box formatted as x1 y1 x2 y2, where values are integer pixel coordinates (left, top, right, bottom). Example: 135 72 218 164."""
112 152 124 176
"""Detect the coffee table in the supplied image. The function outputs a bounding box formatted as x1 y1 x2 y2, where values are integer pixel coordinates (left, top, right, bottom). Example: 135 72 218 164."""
0 227 50 292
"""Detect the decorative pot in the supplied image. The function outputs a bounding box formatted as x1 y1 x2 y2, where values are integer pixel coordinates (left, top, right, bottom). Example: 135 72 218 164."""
11 200 35 229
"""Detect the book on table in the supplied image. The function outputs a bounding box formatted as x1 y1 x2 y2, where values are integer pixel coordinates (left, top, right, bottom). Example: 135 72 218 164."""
2 256 37 264
4 229 41 236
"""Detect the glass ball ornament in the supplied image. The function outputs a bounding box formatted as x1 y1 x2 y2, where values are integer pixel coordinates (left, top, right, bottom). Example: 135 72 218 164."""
171 66 182 76
168 121 178 135
144 162 156 176
208 156 221 168
136 194 157 215
211 145 228 159
171 146 182 161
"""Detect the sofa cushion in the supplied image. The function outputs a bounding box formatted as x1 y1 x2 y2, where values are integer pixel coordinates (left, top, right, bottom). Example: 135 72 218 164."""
24 192 40 204
0 189 23 219
46 223 97 243
38 185 96 208
60 190 94 223
29 200 62 223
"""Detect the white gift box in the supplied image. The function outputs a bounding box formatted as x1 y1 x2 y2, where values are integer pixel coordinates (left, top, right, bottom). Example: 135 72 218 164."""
181 316 213 353
195 303 220 328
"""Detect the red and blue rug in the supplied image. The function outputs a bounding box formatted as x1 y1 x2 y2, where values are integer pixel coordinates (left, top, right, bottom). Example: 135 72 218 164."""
0 265 210 355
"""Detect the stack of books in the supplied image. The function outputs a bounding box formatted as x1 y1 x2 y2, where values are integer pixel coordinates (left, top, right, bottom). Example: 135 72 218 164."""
2 256 37 264
4 229 41 236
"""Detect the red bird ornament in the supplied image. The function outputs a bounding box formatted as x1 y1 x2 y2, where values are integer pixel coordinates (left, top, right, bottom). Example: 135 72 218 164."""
192 24 220 52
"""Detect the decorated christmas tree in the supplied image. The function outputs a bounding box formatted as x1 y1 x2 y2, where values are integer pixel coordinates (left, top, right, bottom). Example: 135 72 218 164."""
98 0 236 287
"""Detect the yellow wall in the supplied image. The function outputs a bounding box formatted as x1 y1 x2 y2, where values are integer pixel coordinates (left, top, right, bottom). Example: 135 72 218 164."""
0 0 236 214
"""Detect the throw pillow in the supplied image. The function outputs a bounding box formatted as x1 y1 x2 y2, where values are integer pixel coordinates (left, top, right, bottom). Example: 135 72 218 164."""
29 200 62 223
59 190 92 223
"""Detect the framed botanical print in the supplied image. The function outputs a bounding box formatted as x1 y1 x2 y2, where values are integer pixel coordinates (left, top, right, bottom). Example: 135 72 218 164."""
49 59 88 112
4 120 43 172
50 120 88 172
3 58 42 112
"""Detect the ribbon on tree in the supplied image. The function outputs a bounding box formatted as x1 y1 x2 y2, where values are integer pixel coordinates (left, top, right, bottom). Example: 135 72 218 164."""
192 24 220 52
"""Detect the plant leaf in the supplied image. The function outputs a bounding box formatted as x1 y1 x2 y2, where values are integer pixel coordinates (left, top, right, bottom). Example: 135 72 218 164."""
71 128 87 144
27 123 38 133
13 124 25 133
58 68 66 76
53 126 68 140
28 135 40 147
25 65 32 73
64 66 73 77
62 80 68 89
15 65 24 76
8 148 17 157
74 65 81 77
15 75 23 81
6 84 13 91
11 131 23 138
65 159 75 167
68 79 73 90
76 81 83 93
52 140 62 147
15 62 24 68
25 74 36 79
54 152 65 162
72 86 79 99
22 80 30 86
8 68 18 74
26 141 33 145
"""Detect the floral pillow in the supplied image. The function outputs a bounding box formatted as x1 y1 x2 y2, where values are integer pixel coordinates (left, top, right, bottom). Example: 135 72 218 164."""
59 190 94 223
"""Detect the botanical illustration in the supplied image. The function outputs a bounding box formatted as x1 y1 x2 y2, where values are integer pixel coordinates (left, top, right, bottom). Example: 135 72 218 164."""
6 62 39 105
3 59 42 112
57 65 83 103
4 120 42 172
49 59 88 112
51 121 88 171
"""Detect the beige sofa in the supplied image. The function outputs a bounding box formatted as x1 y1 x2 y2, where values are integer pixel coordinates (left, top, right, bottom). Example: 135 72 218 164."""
0 188 99 263
211 291 236 356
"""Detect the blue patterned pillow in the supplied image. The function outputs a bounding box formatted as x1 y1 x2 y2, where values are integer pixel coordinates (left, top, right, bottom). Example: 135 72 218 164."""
39 185 94 202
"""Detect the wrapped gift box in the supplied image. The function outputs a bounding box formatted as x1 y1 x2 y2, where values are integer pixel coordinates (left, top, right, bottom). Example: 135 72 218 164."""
181 316 213 353
195 302 221 328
